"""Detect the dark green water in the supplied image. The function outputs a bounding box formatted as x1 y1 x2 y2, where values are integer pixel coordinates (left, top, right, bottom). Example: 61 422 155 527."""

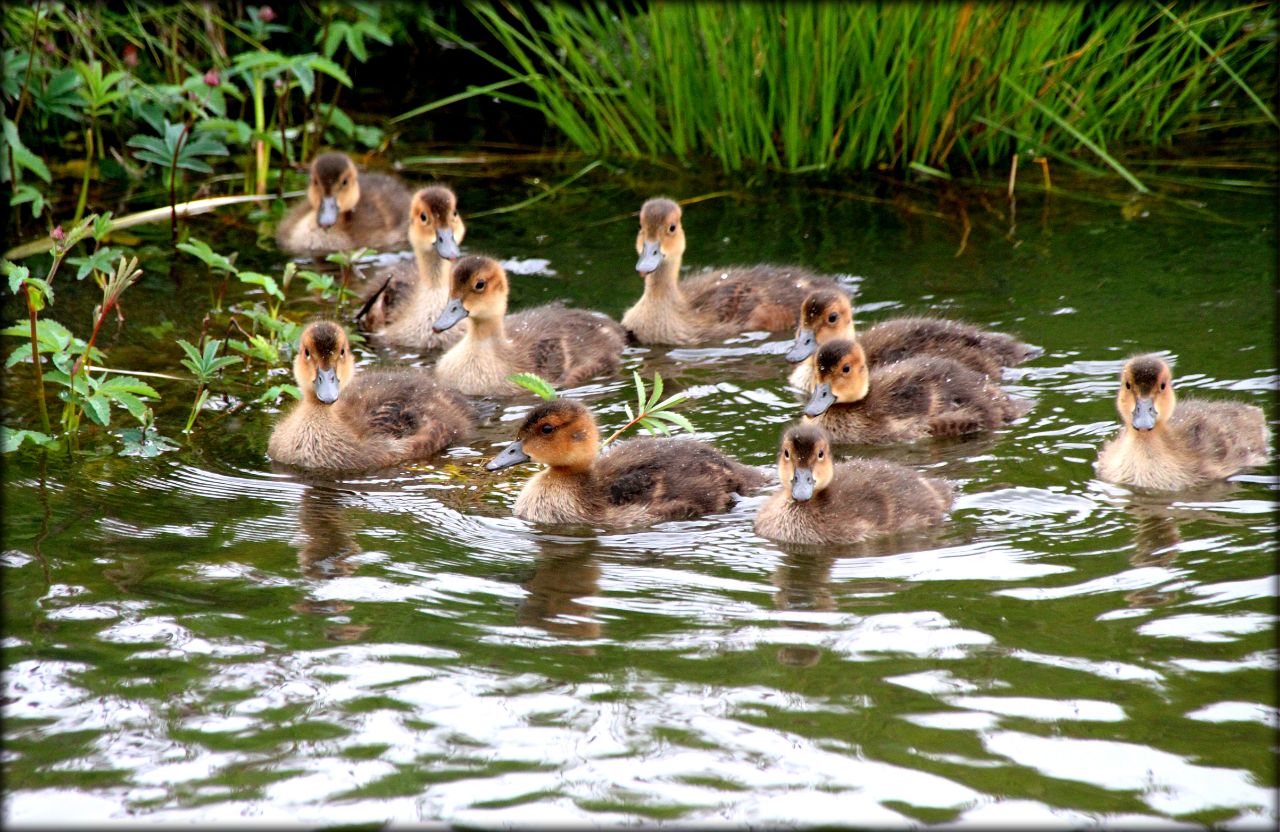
3 172 1276 826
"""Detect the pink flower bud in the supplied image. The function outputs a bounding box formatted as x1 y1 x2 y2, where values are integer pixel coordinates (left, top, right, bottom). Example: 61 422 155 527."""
42 40 55 54
123 44 139 68
51 226 65 242
204 68 220 87
258 6 276 22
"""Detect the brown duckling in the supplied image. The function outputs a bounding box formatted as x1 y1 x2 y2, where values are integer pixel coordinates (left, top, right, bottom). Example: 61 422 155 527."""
621 197 837 345
485 399 766 527
276 152 412 257
432 256 627 396
267 321 476 471
803 338 1028 444
785 288 1041 390
1095 354 1270 490
754 424 953 545
355 185 467 350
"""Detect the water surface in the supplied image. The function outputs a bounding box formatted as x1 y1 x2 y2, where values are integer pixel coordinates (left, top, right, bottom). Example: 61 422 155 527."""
3 173 1276 826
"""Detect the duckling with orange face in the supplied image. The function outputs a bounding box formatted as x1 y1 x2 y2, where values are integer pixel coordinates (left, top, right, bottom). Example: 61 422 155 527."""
267 321 476 471
802 337 1028 444
356 185 467 350
621 197 836 345
1095 354 1269 490
785 289 1041 391
432 256 627 396
276 152 412 256
485 399 766 527
754 424 954 545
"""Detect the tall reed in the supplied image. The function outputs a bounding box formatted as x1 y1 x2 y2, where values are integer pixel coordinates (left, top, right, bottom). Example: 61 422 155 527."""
424 1 1276 181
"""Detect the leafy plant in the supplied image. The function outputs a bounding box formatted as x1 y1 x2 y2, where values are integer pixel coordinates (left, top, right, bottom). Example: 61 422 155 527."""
507 371 695 447
176 338 242 433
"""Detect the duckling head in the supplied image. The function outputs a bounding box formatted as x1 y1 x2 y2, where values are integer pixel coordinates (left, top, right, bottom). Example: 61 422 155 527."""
408 186 465 262
486 399 600 473
778 424 835 502
635 197 686 277
787 289 855 364
308 152 361 228
294 321 355 405
1118 354 1176 433
805 338 870 417
433 255 507 332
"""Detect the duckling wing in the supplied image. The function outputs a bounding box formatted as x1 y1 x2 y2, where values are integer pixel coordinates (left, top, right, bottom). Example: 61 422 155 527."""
826 460 954 531
507 305 626 387
870 356 1025 436
598 438 765 521
1172 398 1271 475
354 260 416 331
682 266 835 332
342 371 476 453
862 316 1040 375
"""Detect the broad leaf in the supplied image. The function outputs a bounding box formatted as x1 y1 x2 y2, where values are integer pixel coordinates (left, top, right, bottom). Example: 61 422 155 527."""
507 373 556 400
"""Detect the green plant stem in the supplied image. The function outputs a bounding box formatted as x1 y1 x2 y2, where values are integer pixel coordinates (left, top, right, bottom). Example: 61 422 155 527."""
73 124 94 223
12 0 43 126
253 71 267 194
169 119 193 243
26 293 50 434
184 385 206 433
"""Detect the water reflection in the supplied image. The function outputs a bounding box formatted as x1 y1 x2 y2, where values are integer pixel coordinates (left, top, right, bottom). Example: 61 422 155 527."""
518 539 603 642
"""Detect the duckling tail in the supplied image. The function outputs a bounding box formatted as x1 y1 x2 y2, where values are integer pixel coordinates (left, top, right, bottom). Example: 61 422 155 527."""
353 273 395 327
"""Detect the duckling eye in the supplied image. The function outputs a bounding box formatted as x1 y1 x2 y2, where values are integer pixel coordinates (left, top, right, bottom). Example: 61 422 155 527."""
668 223 677 233
453 210 459 217
1160 381 1167 390
340 178 349 188
540 423 554 435
304 348 311 359
827 312 838 323
842 364 851 373
817 450 825 459
783 449 790 459
339 348 345 357
419 212 428 223
474 280 486 291
1125 381 1132 390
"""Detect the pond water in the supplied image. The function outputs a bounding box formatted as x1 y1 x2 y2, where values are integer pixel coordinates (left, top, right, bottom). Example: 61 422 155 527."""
3 170 1276 826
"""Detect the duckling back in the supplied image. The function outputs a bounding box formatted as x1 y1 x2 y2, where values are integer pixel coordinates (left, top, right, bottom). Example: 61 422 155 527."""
755 458 953 546
506 305 628 388
593 437 768 525
340 370 477 460
860 316 1041 378
816 355 1028 444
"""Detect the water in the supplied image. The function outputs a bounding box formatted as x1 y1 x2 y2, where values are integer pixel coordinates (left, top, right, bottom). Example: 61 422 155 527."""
3 173 1276 826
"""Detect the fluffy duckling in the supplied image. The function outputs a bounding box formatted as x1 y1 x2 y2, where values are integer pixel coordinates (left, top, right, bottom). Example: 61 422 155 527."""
485 399 766 527
621 197 836 345
803 338 1027 443
1095 354 1269 490
785 288 1041 390
276 152 412 256
754 424 953 545
432 256 627 396
355 186 467 350
267 321 476 471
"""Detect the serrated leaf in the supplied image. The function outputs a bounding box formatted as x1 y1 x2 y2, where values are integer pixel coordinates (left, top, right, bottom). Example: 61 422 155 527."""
97 375 160 398
5 262 30 294
82 394 111 426
646 372 664 410
5 343 32 368
647 409 695 434
506 372 556 400
118 427 178 457
105 390 148 422
632 371 646 412
638 416 669 436
652 392 689 412
237 271 283 300
257 383 301 403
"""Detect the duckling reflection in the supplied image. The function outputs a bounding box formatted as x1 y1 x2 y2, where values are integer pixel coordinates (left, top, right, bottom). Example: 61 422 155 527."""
293 485 362 580
517 539 604 644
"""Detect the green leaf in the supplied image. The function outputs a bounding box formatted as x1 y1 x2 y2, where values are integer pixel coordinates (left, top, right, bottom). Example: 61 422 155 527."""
646 372 664 410
507 372 557 400
176 238 238 274
638 416 670 436
9 183 46 217
632 370 646 412
2 118 52 183
67 247 117 281
5 343 32 368
646 409 695 434
82 394 111 426
5 261 30 294
622 401 634 422
119 427 178 457
237 271 284 301
97 375 160 399
257 383 301 403
2 427 57 453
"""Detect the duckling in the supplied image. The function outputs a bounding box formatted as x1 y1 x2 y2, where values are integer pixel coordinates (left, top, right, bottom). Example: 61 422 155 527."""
267 321 476 471
754 424 953 545
485 399 766 527
355 186 467 350
276 152 412 257
1095 354 1269 490
803 338 1027 443
621 197 837 345
432 255 627 396
785 288 1042 390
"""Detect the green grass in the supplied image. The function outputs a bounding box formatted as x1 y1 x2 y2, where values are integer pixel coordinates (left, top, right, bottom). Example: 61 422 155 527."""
416 1 1277 185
